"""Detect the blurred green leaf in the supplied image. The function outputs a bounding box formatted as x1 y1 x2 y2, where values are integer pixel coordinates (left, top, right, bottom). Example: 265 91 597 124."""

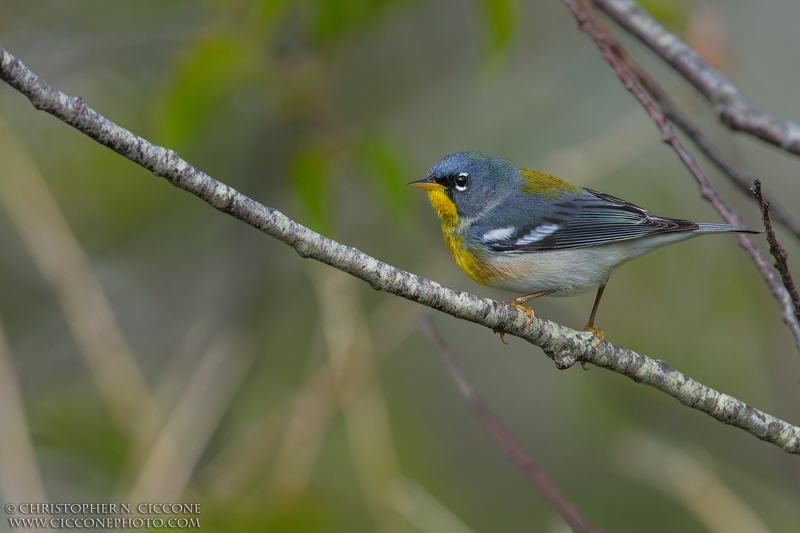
313 0 380 41
638 0 689 33
359 137 411 221
291 145 331 233
158 35 248 150
311 0 416 42
32 392 126 477
258 0 291 25
265 503 329 533
201 501 329 532
477 0 517 61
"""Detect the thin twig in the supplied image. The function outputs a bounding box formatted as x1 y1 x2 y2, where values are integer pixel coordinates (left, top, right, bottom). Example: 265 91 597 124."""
751 180 800 323
2 44 800 454
562 0 800 355
659 102 800 240
418 316 598 533
594 0 800 158
597 19 800 240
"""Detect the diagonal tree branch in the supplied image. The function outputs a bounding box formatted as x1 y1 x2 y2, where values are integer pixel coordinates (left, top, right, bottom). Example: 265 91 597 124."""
651 93 800 241
562 0 800 355
420 316 598 533
751 181 800 324
1 45 799 454
594 0 800 158
594 16 800 241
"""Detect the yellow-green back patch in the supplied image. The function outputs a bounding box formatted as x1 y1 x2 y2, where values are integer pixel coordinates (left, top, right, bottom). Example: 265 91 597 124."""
520 168 580 198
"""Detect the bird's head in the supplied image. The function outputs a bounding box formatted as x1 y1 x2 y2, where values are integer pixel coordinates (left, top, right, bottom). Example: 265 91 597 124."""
408 152 516 223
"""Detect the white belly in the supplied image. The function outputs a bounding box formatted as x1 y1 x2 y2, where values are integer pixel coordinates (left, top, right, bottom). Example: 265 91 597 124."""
482 233 693 295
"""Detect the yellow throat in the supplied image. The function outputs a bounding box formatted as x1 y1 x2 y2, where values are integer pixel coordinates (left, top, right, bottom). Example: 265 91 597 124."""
424 189 498 285
426 189 457 227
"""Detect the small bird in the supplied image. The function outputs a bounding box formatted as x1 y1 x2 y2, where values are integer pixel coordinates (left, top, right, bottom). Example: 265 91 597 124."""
409 152 759 341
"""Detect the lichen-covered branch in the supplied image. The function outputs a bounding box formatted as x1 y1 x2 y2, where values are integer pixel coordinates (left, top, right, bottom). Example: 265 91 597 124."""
594 0 800 158
420 316 599 533
1 44 799 454
561 0 800 355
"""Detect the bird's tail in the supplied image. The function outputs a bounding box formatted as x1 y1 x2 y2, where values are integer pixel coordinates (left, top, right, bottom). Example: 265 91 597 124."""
695 223 761 234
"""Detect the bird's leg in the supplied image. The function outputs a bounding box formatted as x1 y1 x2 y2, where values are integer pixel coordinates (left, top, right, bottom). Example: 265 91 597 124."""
500 290 554 343
508 290 556 328
580 283 607 368
583 283 606 337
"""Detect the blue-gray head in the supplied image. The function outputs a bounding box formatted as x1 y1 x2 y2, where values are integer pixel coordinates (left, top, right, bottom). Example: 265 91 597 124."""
407 152 518 220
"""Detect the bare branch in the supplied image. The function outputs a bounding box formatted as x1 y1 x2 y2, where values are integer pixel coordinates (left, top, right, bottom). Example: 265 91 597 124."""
598 23 800 241
561 0 800 355
751 181 800 324
2 44 799 454
659 100 800 240
594 0 800 157
419 316 598 533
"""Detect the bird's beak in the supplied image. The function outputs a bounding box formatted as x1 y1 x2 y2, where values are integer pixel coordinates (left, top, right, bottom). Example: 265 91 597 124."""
407 177 442 191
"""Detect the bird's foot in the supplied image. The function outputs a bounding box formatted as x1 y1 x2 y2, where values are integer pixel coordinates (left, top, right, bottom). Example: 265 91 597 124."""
579 326 604 370
583 326 604 344
510 300 535 327
582 326 604 368
493 328 510 345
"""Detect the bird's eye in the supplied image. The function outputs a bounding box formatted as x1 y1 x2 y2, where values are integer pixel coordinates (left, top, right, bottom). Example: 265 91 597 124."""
455 173 468 191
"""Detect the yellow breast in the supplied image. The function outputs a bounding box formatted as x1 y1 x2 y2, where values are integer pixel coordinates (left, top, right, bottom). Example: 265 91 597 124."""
444 232 507 285
425 188 510 285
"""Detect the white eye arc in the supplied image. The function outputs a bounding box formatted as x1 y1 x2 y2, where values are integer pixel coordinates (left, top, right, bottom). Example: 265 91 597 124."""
455 172 468 191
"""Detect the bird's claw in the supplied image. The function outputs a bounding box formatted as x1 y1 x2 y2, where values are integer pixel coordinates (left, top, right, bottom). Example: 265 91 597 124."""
582 325 604 351
577 326 604 370
510 302 535 327
493 328 510 345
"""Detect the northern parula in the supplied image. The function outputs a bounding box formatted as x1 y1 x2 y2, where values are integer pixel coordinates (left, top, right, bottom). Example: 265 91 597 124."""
409 151 759 339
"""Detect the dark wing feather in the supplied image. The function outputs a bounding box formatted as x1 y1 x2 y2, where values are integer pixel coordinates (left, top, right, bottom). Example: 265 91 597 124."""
479 189 698 252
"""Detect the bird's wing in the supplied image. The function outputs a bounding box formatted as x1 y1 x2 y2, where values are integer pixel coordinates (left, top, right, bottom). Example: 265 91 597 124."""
474 189 698 252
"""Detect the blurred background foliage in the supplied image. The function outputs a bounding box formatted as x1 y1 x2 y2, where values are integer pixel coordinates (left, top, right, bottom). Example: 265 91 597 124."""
0 0 799 532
